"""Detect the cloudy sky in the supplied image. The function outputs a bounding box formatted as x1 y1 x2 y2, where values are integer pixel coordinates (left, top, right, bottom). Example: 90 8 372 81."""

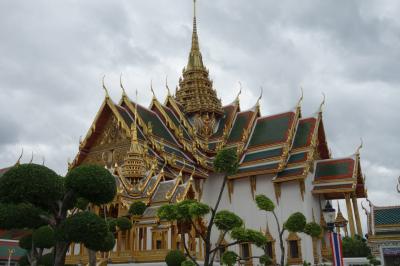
1 0 399 212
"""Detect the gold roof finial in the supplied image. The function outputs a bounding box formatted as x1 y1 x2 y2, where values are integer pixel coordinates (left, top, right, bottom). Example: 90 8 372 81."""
256 87 263 106
29 151 34 164
120 73 127 97
297 87 304 108
165 75 171 96
318 92 326 113
355 138 363 154
15 148 23 166
150 79 156 99
397 176 400 194
235 81 242 103
102 75 110 98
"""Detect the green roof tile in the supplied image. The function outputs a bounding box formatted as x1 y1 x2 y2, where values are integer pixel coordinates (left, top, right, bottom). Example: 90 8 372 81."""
248 112 294 148
287 152 307 164
163 106 191 140
314 159 354 180
228 111 252 143
277 167 304 178
237 162 279 174
374 207 400 226
292 118 316 149
242 148 283 163
136 105 176 144
213 105 236 138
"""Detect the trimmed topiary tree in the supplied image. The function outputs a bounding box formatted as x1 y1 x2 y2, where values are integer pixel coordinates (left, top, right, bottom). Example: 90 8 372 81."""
181 260 196 266
116 217 132 231
129 201 147 216
165 250 186 266
0 163 117 266
255 194 322 266
32 226 55 249
221 251 238 266
159 148 267 266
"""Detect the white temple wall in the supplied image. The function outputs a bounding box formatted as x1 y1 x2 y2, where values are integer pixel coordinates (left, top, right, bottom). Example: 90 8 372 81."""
202 172 321 265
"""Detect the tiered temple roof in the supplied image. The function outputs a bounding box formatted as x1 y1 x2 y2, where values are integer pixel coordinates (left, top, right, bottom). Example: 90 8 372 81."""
67 0 367 208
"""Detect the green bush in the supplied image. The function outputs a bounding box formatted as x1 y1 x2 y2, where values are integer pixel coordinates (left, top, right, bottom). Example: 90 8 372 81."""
214 210 243 231
0 164 63 208
188 202 210 217
59 211 108 244
75 197 89 210
129 201 147 216
39 253 54 266
116 217 132 231
214 148 239 175
18 255 30 266
255 195 275 212
19 234 33 250
165 250 186 266
65 165 116 205
342 235 371 257
0 203 45 229
107 217 117 232
285 212 306 232
33 225 55 248
85 231 115 252
303 222 322 238
181 260 196 266
158 204 177 221
221 251 238 266
230 227 267 247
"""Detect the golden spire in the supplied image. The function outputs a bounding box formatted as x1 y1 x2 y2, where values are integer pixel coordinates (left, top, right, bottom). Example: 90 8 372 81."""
335 201 348 227
121 90 146 182
174 0 223 137
187 0 203 70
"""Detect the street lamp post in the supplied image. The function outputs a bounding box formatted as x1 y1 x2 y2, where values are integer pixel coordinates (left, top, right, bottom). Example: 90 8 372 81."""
322 200 336 232
7 248 15 266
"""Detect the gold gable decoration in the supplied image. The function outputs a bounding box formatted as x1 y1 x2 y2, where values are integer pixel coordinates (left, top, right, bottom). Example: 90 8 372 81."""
121 108 147 183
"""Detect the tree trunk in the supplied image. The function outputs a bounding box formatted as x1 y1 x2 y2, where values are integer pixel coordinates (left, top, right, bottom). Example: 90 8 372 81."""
272 211 285 266
88 249 96 266
279 231 285 266
54 241 69 266
30 258 38 266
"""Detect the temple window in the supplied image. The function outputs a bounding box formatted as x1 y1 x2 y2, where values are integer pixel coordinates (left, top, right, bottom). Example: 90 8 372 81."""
286 232 302 265
264 230 276 262
151 229 167 250
240 242 252 260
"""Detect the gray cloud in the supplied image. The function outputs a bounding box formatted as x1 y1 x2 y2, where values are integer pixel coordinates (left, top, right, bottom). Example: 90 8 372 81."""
0 0 399 216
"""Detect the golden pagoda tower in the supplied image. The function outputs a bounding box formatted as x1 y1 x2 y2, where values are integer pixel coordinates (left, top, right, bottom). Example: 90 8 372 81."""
121 103 146 183
334 202 349 236
175 0 223 137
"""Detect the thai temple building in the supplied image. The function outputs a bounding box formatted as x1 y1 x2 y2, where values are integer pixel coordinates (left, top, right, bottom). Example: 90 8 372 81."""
61 1 368 265
364 201 400 265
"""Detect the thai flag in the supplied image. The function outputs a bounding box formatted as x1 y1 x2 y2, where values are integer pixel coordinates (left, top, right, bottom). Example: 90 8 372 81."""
329 232 344 266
